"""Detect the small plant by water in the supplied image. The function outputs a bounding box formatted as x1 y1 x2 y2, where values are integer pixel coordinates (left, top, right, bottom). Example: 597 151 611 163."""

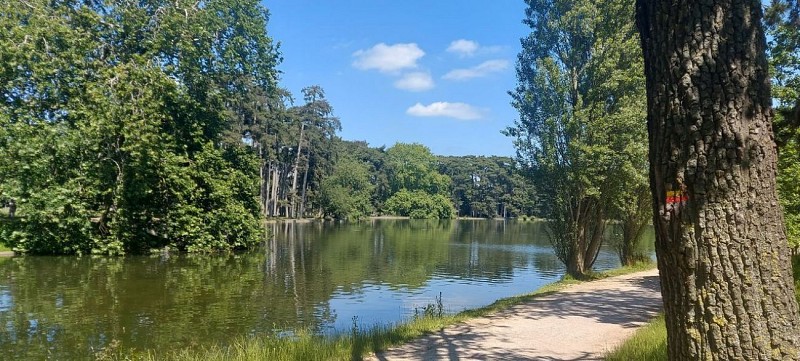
413 292 444 319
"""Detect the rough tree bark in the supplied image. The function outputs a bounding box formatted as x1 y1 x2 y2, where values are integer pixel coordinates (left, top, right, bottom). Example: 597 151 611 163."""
636 0 800 359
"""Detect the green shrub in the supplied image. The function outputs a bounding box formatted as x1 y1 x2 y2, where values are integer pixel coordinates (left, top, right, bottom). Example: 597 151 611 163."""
383 190 455 219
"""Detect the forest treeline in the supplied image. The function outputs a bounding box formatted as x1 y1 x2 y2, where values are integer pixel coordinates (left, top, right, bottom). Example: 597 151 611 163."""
0 0 535 255
323 141 537 221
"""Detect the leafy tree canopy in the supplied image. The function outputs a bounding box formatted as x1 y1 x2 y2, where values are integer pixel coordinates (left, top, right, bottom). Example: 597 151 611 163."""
0 0 279 254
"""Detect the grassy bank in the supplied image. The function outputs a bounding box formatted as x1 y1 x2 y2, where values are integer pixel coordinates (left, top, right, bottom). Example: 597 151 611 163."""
605 315 667 361
606 255 800 360
110 263 655 361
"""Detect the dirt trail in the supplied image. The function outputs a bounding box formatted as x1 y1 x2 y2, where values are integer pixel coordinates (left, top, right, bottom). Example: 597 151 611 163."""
369 269 662 361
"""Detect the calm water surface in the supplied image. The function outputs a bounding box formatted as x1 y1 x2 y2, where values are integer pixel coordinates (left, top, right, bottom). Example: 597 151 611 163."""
0 219 653 359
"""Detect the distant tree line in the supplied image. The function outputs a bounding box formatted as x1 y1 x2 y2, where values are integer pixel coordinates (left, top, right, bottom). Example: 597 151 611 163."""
438 155 537 218
320 141 538 221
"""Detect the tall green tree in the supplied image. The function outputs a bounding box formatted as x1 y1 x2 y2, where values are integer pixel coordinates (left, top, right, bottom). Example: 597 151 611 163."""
589 14 652 266
382 143 454 219
767 0 800 253
637 0 800 358
766 0 800 114
293 86 341 218
337 140 391 209
0 0 279 254
252 85 340 220
507 0 650 277
319 157 374 220
384 143 450 196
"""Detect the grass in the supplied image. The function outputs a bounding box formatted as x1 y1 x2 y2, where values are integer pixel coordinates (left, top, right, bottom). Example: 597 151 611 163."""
605 314 667 361
103 262 656 361
605 254 800 360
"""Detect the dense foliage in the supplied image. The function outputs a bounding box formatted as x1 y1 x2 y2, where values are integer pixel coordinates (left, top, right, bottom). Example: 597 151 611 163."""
767 0 800 253
321 142 539 220
438 156 537 218
381 144 455 219
506 0 651 276
0 0 279 254
319 157 374 221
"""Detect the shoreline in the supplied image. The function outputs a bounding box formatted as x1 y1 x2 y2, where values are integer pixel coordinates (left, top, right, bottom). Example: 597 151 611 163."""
142 263 658 360
264 216 534 223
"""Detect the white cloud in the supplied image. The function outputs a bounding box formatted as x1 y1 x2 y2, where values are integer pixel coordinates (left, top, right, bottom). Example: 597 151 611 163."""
394 72 434 91
447 39 479 57
352 43 425 73
406 102 483 120
442 60 509 81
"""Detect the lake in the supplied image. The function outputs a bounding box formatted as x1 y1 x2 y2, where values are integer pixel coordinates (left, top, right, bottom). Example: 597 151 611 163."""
0 219 654 359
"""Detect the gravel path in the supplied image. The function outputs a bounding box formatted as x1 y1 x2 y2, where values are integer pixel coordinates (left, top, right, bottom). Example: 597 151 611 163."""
368 269 662 361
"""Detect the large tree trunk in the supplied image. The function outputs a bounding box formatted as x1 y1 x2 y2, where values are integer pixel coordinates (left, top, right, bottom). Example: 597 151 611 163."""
636 0 800 359
566 241 585 278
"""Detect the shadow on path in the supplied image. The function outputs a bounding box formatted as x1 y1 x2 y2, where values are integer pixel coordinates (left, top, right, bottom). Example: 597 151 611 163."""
370 270 662 361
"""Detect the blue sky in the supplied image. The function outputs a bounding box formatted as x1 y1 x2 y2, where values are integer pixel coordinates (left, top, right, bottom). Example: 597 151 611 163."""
264 1 529 156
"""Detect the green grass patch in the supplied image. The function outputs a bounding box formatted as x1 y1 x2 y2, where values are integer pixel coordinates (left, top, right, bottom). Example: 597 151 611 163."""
595 261 657 278
106 262 656 361
605 314 667 361
0 243 11 252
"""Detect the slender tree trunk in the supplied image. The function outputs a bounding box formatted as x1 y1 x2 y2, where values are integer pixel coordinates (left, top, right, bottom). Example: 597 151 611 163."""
584 209 604 270
290 123 305 218
619 221 637 266
636 0 800 359
259 144 268 217
265 163 272 217
279 164 287 217
270 164 279 217
299 155 310 219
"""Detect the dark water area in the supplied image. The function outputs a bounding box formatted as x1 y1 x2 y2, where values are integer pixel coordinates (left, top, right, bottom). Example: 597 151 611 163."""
0 219 654 359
